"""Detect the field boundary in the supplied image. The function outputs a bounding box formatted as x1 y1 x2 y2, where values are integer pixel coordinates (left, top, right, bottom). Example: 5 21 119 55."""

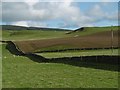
49 55 120 65
35 47 119 53
1 40 25 55
3 41 119 66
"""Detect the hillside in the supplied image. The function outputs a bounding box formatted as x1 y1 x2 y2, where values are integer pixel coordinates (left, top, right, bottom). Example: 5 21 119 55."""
1 25 70 31
66 26 119 36
1 25 119 53
1 25 119 41
2 25 119 88
14 30 119 53
2 43 118 88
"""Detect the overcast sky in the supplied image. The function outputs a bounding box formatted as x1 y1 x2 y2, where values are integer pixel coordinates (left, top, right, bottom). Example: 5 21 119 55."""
1 0 119 29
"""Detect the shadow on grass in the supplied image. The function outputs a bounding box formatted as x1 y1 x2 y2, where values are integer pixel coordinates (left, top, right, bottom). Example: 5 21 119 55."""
6 41 119 72
48 56 119 72
6 41 25 56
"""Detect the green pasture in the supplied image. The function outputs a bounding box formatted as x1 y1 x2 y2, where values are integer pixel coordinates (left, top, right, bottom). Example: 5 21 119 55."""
2 26 119 41
2 44 119 88
2 30 67 41
68 26 118 36
34 43 119 53
34 45 78 52
1 26 119 88
38 49 119 58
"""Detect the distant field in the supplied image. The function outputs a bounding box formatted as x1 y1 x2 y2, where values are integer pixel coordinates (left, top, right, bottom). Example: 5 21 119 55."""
68 26 118 36
14 30 119 53
2 26 119 41
2 30 68 41
2 44 119 88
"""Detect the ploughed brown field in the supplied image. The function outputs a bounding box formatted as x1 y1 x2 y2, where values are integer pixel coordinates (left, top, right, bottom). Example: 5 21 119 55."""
14 30 119 53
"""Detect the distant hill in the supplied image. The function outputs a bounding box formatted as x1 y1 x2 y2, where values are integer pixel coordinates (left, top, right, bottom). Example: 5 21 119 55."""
66 27 85 34
2 25 119 41
1 25 119 32
1 25 70 31
66 26 119 34
14 30 119 53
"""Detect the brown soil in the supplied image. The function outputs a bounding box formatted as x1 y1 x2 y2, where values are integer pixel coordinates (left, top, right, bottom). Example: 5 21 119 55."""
14 30 119 53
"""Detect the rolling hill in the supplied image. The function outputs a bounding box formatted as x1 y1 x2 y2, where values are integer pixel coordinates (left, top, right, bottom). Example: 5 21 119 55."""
1 25 119 53
1 25 119 41
1 25 70 31
1 25 119 88
14 30 119 53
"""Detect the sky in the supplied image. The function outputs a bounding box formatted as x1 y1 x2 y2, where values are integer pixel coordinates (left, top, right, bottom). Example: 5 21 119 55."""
1 0 119 30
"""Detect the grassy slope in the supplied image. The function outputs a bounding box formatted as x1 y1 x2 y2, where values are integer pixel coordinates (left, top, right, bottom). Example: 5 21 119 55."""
2 26 119 88
14 30 119 53
38 49 118 58
67 26 118 36
2 26 119 41
2 30 67 41
2 44 118 88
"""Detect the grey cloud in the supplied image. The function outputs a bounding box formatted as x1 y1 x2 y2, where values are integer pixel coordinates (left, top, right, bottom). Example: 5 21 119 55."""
2 2 31 22
1 2 118 28
2 2 29 9
2 2 58 22
33 2 51 9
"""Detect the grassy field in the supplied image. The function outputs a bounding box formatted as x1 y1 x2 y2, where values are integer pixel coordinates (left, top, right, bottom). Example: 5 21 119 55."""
2 30 68 41
2 26 119 41
14 30 119 53
2 44 119 88
1 26 119 88
68 26 118 36
38 49 118 58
